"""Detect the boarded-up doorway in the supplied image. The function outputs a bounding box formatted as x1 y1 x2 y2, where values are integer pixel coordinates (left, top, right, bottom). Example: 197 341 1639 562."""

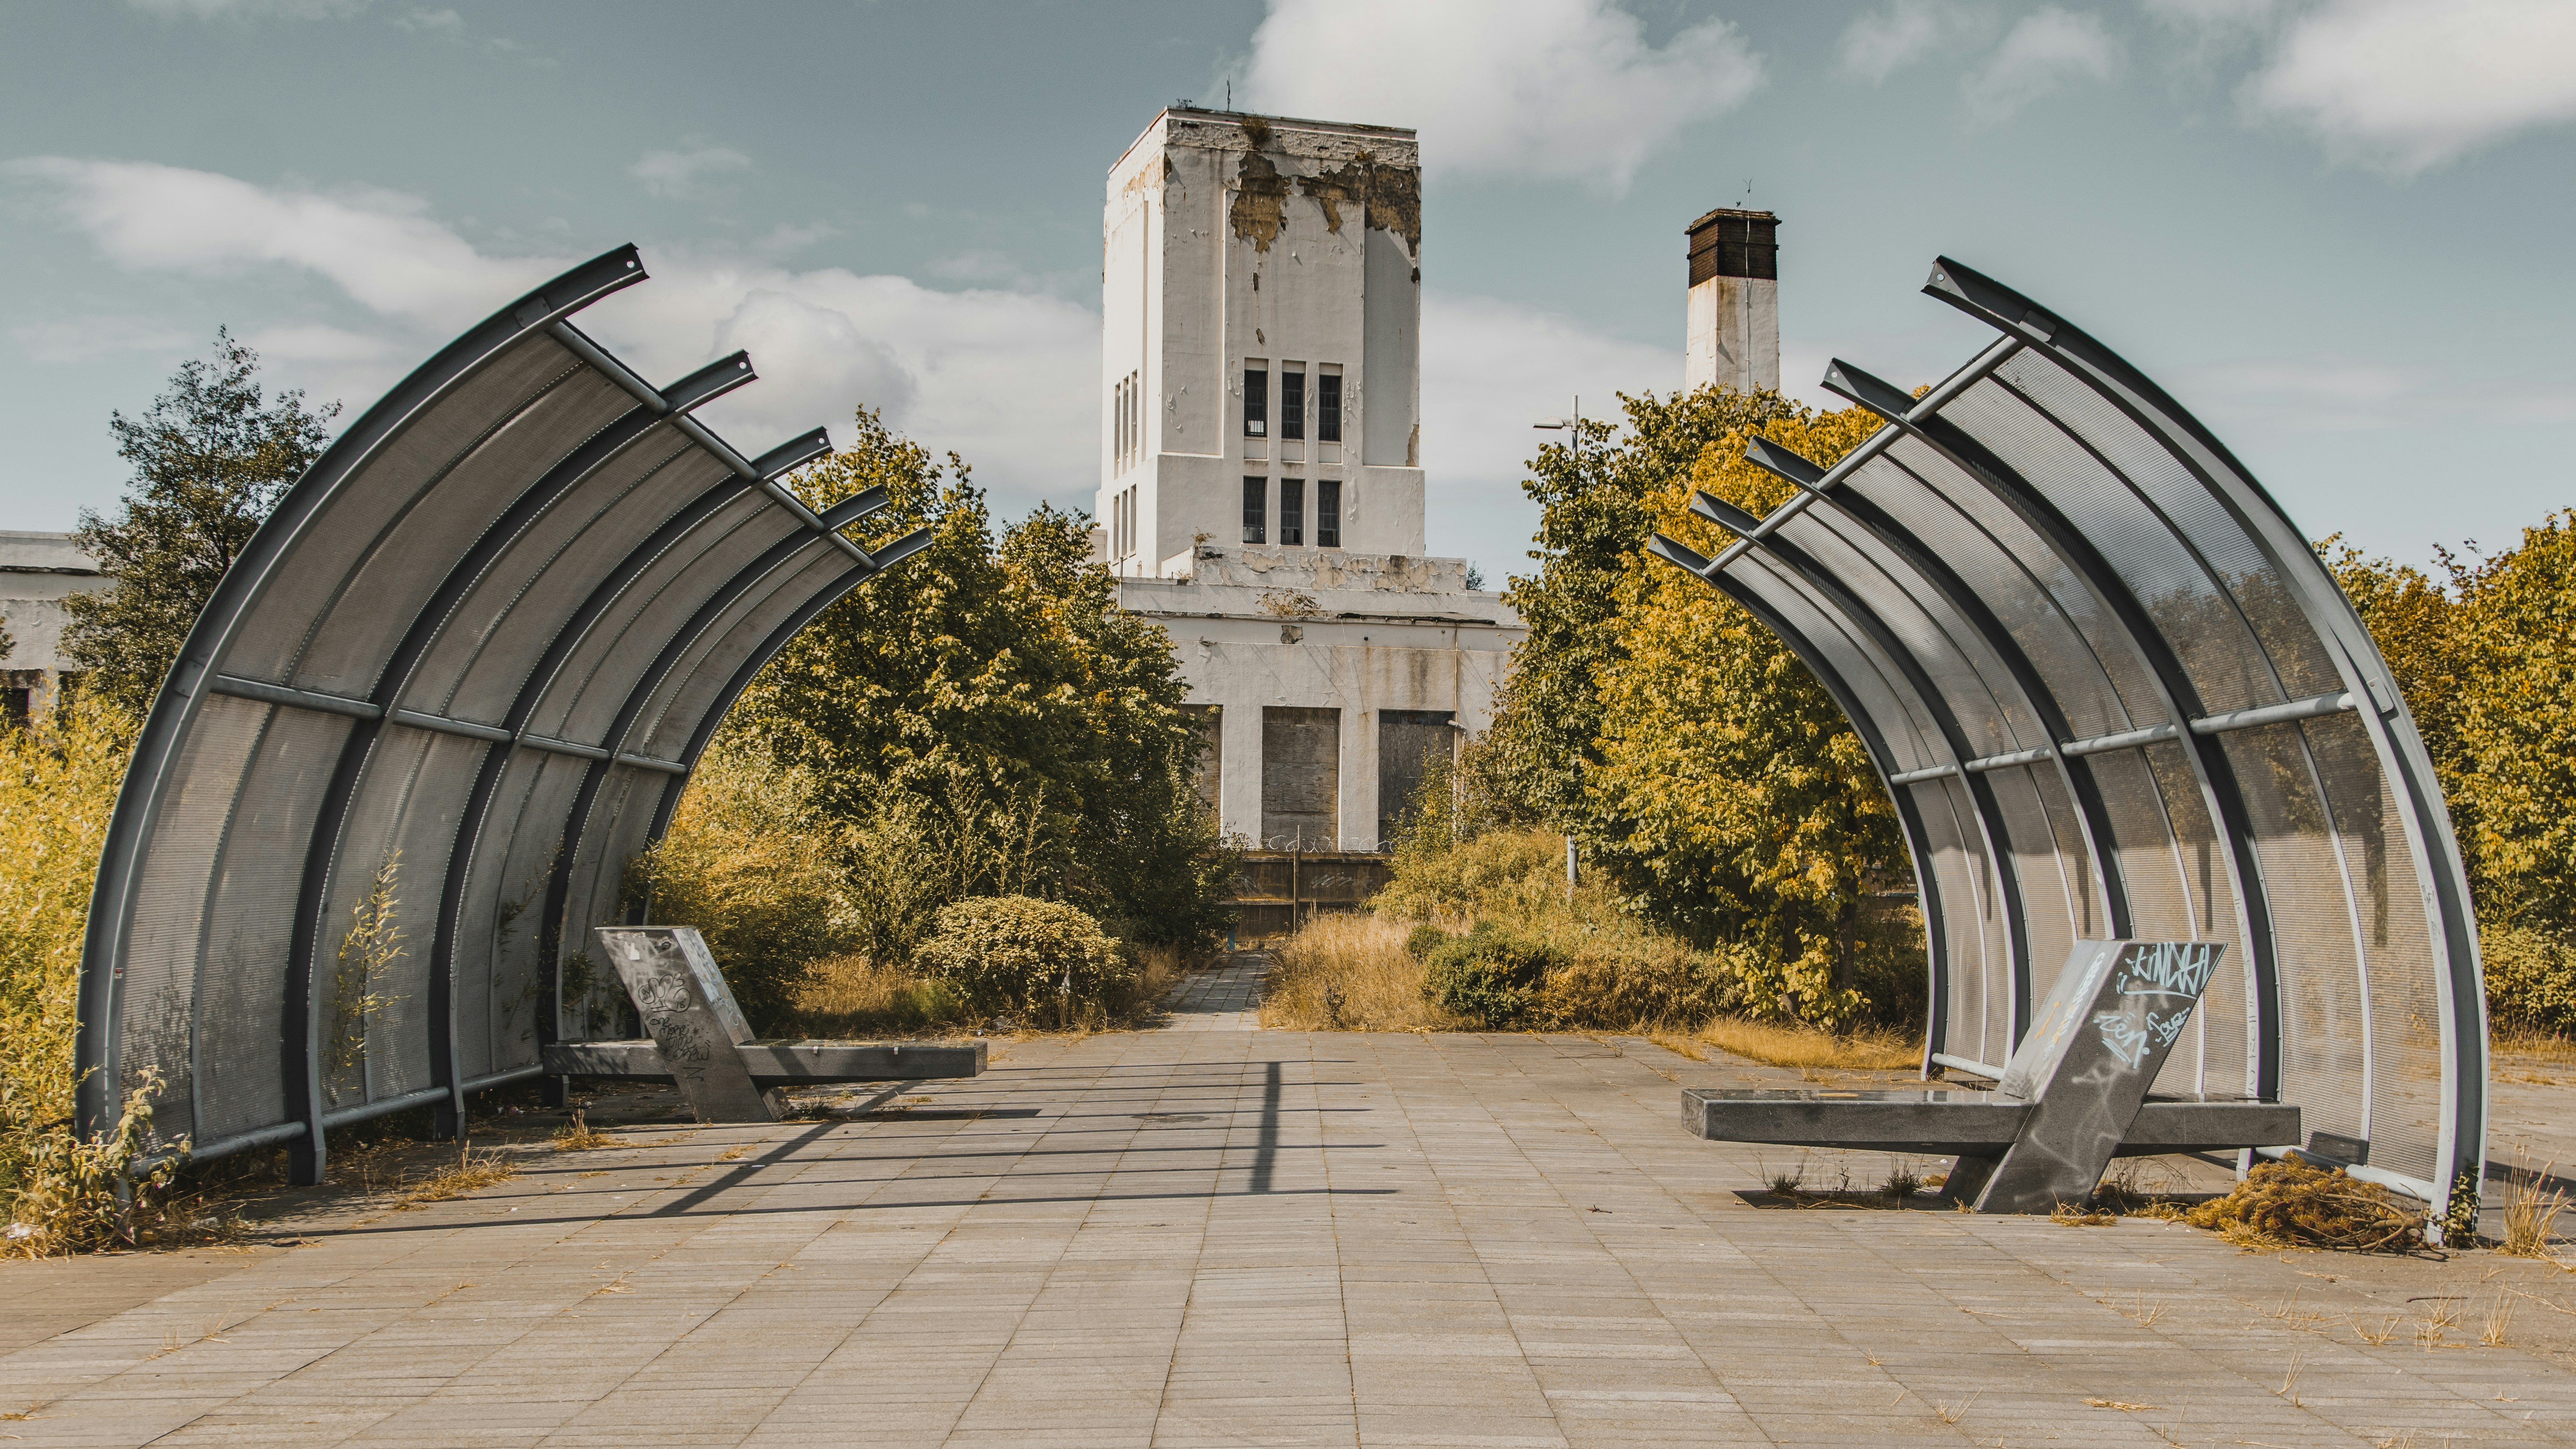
1181 704 1221 823
1377 709 1454 847
1261 707 1339 849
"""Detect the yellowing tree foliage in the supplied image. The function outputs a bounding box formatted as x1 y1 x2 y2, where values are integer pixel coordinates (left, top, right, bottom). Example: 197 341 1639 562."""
2327 510 2576 1035
1583 399 1914 1028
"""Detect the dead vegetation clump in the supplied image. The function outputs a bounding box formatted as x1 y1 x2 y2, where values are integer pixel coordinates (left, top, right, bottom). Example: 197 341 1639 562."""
2497 1150 2570 1261
2182 1160 2428 1253
386 1144 518 1212
551 1111 623 1153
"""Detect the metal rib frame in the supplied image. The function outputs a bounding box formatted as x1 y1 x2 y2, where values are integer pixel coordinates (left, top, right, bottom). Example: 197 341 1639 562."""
73 247 935 1186
1817 358 2280 1099
1645 532 1956 1069
1687 443 2036 1050
1923 257 2485 1217
1647 258 2486 1222
76 248 648 1142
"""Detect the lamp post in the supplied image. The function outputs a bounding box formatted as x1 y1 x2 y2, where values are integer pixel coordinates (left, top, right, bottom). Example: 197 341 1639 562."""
1532 396 1584 897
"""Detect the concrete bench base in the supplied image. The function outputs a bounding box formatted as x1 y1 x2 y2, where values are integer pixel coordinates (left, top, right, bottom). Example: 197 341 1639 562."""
565 926 988 1124
1679 940 2301 1211
544 1038 986 1087
1681 1087 2298 1160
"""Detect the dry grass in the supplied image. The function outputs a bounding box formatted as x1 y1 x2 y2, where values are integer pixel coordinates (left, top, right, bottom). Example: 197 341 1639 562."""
1261 914 1463 1031
387 1144 518 1212
2183 1159 2428 1253
1693 1016 1922 1071
789 953 965 1036
551 1111 622 1153
2499 1149 2570 1260
1256 910 1931 1064
789 938 1187 1036
2491 1026 2576 1064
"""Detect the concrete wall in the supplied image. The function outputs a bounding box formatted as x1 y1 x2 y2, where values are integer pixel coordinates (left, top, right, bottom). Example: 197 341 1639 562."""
0 530 104 723
1685 274 1779 394
1100 108 1425 580
1121 560 1521 852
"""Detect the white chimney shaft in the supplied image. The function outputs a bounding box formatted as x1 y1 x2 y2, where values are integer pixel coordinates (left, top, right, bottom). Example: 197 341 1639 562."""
1683 208 1780 395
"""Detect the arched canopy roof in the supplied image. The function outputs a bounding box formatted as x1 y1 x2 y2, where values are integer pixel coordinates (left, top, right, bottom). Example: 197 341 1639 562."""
1649 258 2485 1212
76 247 930 1177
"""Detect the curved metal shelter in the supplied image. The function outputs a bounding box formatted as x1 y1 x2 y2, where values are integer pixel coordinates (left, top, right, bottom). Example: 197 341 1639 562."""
75 246 930 1182
1649 258 2484 1213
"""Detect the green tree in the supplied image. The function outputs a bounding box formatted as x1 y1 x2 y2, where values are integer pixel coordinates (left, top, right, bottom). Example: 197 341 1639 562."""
1488 388 1811 820
62 330 338 718
725 409 1232 946
1583 400 1912 1027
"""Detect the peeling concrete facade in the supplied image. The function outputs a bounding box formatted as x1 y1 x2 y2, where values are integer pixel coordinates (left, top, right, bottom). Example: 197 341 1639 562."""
0 530 103 726
1118 549 1520 851
1099 107 1425 576
1098 109 1519 850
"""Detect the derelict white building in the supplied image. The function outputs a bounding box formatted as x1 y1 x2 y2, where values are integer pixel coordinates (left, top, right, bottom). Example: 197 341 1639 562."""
1094 107 1522 851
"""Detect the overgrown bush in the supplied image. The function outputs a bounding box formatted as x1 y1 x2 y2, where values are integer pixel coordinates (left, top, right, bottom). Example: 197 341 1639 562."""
1421 923 1564 1029
2485 922 2576 1039
628 739 858 1031
913 895 1133 1022
2 699 131 1237
7 1068 191 1257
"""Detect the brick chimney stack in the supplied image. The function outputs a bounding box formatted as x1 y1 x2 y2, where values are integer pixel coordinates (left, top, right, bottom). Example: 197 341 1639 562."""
1684 208 1779 395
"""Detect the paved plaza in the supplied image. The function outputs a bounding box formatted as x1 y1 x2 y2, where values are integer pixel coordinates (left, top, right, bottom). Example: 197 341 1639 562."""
7 954 2576 1447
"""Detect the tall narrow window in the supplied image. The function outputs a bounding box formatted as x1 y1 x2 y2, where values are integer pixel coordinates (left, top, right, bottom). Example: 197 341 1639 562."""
1317 478 1341 549
1317 371 1342 443
1281 478 1304 546
1243 365 1267 437
1114 378 1126 466
1241 476 1266 544
1281 369 1305 441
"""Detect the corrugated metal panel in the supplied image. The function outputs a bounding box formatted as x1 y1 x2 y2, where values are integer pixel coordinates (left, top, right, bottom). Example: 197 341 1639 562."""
1646 255 2485 1224
75 247 929 1184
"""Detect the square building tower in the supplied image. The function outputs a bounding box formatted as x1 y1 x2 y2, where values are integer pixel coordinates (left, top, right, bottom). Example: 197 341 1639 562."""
1095 107 1521 864
1099 108 1425 575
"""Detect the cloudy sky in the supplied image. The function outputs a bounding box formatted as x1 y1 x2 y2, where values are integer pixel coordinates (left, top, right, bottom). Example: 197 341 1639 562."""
3 0 2571 581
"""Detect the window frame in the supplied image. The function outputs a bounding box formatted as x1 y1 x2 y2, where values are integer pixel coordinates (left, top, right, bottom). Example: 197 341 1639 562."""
1317 369 1343 444
1243 364 1268 438
1317 478 1341 550
1281 478 1304 547
1241 475 1266 544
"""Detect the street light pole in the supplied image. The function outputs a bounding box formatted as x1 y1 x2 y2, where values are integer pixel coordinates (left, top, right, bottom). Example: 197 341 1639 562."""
1532 394 1586 898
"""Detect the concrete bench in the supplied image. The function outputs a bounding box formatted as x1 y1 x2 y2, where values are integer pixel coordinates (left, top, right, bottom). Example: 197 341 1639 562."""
1681 939 2300 1213
540 925 985 1123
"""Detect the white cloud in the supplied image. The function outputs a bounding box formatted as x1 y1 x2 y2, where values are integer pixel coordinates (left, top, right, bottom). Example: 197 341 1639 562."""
1961 7 2117 126
1235 0 1763 191
7 158 548 330
391 7 461 34
126 0 366 16
2140 0 2277 34
1839 0 1964 84
2245 0 2576 173
8 158 1101 507
8 314 197 364
1417 290 1678 575
2177 355 2576 434
628 143 751 201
